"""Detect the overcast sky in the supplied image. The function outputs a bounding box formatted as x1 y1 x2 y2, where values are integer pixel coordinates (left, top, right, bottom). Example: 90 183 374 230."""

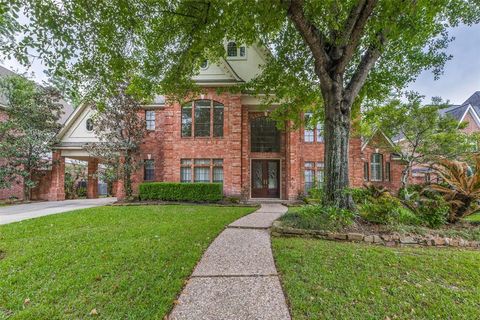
1 23 479 105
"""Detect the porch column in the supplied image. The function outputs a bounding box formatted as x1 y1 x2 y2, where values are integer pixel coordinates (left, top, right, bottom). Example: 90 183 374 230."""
115 156 126 201
87 157 99 199
48 150 66 201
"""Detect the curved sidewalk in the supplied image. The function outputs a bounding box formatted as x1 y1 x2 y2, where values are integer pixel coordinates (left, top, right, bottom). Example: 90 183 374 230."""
169 203 291 320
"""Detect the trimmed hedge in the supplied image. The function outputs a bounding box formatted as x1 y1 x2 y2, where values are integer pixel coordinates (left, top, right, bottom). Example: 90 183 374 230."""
139 182 223 202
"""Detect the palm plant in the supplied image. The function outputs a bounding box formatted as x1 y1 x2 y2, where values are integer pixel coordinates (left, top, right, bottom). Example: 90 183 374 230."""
429 156 480 222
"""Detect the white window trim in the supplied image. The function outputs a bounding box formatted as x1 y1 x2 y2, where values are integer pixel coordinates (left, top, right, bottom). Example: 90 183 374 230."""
226 41 247 60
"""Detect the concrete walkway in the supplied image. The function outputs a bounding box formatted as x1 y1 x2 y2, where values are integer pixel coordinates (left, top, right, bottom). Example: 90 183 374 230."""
169 203 291 320
0 198 116 225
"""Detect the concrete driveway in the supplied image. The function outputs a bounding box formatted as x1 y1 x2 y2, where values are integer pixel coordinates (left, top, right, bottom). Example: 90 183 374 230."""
0 197 116 225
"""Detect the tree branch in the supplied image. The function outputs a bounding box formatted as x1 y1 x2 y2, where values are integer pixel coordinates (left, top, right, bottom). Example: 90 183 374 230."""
335 0 378 73
344 31 386 104
283 0 332 88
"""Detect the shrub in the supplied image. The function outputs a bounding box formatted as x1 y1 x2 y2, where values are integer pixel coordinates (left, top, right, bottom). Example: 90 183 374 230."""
139 182 223 202
347 187 371 205
430 156 480 222
358 193 405 225
412 196 449 228
280 204 355 231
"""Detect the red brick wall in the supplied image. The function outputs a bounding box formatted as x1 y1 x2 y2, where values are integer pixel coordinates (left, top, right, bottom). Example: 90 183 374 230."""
127 91 405 200
460 111 480 134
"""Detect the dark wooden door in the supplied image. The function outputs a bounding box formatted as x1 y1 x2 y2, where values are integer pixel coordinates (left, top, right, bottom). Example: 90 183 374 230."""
251 160 280 198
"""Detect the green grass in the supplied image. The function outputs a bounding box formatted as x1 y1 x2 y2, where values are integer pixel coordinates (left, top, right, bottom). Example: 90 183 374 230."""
0 205 254 319
273 237 480 320
465 213 480 222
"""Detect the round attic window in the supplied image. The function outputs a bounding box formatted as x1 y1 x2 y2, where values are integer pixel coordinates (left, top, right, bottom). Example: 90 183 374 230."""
200 59 209 70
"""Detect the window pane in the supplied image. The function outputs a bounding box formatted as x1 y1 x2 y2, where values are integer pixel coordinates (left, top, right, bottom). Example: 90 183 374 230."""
194 100 211 137
316 122 323 142
227 42 237 57
304 129 314 142
316 162 324 168
239 46 246 57
180 167 192 182
213 167 223 183
181 159 192 166
213 159 223 166
194 167 210 183
144 160 154 181
181 104 192 137
194 159 210 165
385 162 391 181
364 162 369 181
250 116 280 152
304 161 314 168
370 154 383 181
304 169 314 192
213 102 224 137
146 110 155 130
316 170 324 183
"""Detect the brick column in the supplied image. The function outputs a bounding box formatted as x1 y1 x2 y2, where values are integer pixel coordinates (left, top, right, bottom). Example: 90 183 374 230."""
115 178 126 201
87 158 99 199
48 150 65 201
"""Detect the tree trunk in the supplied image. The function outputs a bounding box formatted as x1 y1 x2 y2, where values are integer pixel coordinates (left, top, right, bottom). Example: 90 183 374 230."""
124 153 133 198
322 87 355 209
401 162 412 190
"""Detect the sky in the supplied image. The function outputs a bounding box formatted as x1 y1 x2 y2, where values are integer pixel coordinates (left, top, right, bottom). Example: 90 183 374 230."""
1 22 479 105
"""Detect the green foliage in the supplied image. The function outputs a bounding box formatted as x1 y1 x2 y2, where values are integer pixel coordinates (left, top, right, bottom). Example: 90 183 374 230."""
413 197 449 228
365 95 476 187
429 156 480 222
139 182 223 202
280 205 355 231
0 75 62 200
358 194 408 225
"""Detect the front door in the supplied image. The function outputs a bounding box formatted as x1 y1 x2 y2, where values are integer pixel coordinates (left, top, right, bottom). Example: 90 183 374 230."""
251 160 280 198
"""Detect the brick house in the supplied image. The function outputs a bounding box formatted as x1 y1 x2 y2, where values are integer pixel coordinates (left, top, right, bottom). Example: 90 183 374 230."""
47 43 404 201
0 65 73 201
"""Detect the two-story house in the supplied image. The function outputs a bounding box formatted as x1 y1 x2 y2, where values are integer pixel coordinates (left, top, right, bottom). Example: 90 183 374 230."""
45 43 405 201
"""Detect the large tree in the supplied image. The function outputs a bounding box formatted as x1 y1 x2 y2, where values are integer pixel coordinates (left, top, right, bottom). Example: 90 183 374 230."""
0 75 62 200
85 84 146 199
364 94 477 189
4 0 479 208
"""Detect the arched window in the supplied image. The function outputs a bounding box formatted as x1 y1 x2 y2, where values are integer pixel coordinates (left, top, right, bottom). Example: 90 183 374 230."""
227 42 237 57
250 116 280 152
370 153 383 181
200 59 209 69
181 100 224 137
86 118 94 131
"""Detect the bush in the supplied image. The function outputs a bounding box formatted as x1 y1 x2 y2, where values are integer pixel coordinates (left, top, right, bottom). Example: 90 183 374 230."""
280 204 355 231
412 196 449 228
358 194 406 225
139 182 223 202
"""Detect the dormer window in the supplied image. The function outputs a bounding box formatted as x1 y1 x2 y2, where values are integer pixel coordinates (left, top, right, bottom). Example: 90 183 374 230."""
200 60 209 70
226 41 246 59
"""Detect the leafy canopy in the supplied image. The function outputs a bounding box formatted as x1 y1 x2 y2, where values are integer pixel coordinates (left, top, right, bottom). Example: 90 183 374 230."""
3 0 479 120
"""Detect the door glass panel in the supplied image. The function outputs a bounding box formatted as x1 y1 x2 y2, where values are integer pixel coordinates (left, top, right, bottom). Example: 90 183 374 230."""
268 161 277 189
253 161 263 188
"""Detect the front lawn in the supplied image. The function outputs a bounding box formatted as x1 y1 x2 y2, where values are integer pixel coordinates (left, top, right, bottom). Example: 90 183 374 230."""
0 205 254 319
273 237 480 320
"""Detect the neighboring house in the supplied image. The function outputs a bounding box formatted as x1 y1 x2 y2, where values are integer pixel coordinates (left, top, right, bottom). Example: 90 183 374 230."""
0 65 74 200
46 43 404 201
410 92 480 184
